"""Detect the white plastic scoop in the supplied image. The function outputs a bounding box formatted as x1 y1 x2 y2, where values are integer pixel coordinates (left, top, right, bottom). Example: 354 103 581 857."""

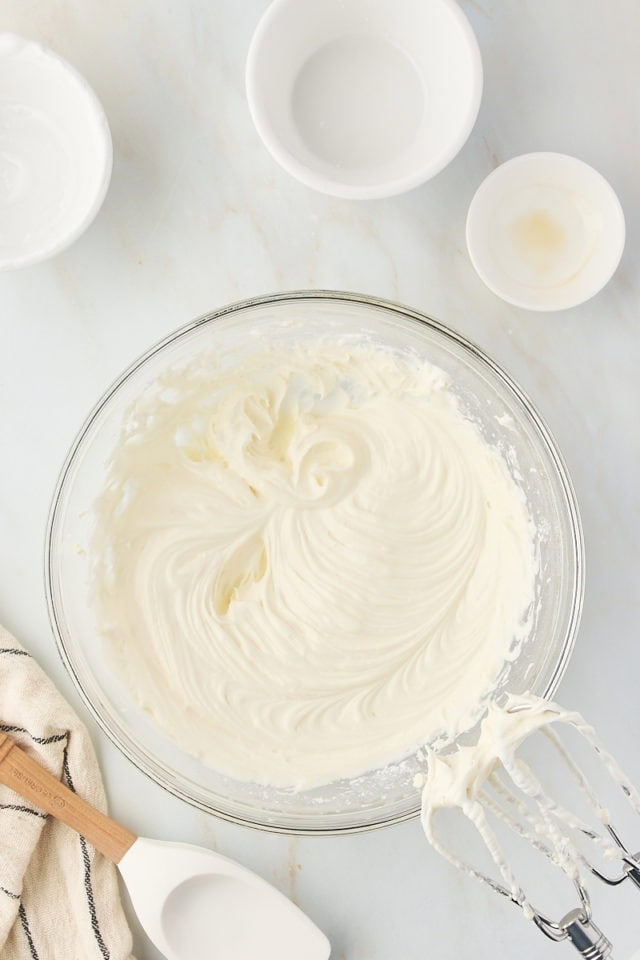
0 732 330 960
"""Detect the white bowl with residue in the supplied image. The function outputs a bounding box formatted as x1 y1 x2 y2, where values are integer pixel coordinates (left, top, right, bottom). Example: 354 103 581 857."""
246 0 483 199
0 33 112 270
466 153 626 311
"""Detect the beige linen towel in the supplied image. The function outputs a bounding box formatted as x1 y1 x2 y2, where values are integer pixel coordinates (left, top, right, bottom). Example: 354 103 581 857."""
0 625 134 960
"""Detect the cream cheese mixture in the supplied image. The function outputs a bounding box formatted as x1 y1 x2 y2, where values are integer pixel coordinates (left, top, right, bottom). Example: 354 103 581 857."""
93 343 536 786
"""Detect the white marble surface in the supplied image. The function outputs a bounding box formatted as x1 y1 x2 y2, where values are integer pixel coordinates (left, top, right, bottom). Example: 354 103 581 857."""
1 1 639 957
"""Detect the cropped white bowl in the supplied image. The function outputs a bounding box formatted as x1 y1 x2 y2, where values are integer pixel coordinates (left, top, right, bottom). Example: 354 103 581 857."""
246 0 483 199
0 33 112 270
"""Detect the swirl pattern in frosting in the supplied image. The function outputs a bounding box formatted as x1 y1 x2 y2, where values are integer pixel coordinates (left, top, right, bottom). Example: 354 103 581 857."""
92 344 535 786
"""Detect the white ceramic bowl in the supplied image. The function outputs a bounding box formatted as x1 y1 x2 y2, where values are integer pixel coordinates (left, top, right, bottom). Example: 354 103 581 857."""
246 0 482 199
0 33 112 270
466 153 626 311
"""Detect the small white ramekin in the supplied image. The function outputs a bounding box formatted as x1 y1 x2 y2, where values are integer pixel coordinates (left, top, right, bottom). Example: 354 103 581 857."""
0 33 112 270
466 153 626 311
246 0 482 199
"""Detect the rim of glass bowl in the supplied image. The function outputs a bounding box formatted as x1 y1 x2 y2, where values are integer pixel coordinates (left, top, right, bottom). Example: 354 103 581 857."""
45 290 585 836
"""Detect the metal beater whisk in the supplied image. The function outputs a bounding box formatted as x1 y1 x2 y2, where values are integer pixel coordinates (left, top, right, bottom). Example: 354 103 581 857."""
421 696 640 959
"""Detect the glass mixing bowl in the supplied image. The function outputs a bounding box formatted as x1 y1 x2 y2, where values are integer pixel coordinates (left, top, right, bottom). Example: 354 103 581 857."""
46 291 584 834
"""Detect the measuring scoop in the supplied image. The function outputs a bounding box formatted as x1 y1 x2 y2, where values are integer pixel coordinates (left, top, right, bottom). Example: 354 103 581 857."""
0 732 330 960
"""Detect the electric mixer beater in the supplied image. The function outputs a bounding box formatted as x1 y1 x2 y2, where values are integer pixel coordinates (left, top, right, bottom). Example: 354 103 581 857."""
420 695 640 959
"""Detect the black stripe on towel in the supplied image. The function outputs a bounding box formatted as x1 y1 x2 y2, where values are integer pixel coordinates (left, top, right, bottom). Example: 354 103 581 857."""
0 885 20 900
0 648 29 657
0 724 67 745
18 903 40 960
0 803 47 819
62 744 111 960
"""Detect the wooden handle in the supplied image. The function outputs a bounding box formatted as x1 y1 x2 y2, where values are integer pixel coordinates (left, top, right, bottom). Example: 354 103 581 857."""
0 732 136 864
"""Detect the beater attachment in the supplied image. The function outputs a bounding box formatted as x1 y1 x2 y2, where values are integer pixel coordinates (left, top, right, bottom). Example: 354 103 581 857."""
421 695 640 958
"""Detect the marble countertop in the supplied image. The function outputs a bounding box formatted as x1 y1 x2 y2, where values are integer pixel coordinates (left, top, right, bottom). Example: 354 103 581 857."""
1 1 639 957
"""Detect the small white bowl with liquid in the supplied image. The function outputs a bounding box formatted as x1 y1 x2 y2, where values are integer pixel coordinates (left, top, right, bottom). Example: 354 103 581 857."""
246 0 482 199
466 153 626 311
0 33 112 270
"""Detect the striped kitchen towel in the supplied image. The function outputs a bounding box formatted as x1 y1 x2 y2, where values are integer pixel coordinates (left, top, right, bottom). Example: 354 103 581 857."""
0 625 134 960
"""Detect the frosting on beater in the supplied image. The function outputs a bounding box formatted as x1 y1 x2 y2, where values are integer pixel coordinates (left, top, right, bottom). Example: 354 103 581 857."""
420 693 640 921
93 343 535 786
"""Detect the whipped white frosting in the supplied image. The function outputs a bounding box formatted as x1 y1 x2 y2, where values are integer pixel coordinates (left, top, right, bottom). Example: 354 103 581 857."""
93 343 535 786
